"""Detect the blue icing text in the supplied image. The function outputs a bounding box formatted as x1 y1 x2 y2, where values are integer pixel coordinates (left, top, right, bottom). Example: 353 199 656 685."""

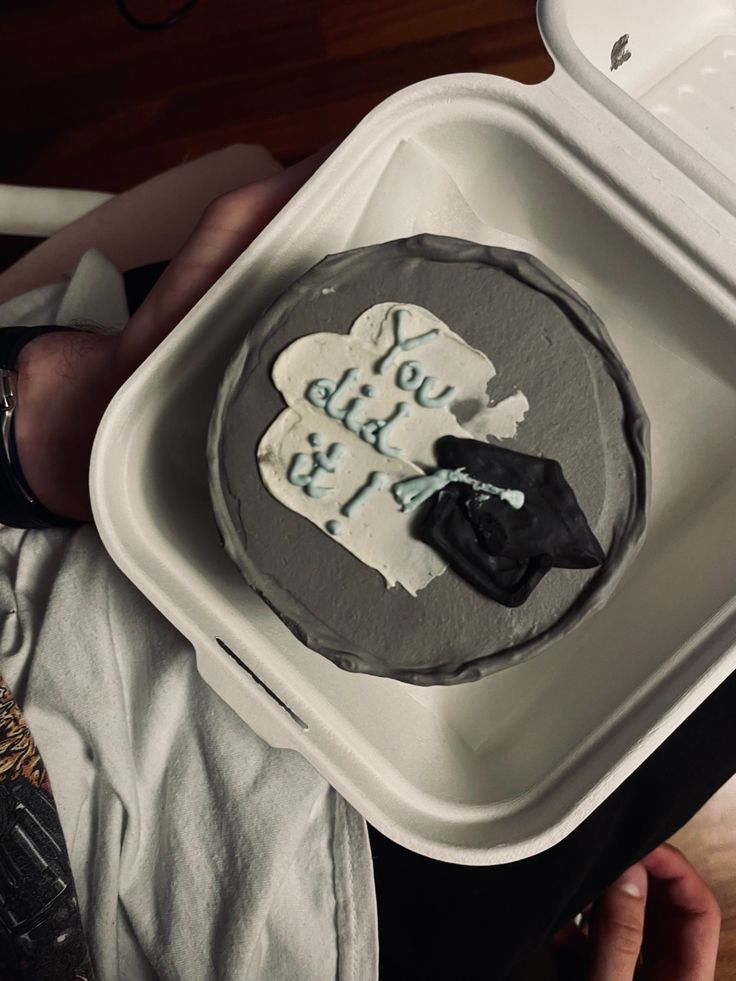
341 472 391 518
376 307 440 375
287 442 346 498
396 359 456 408
306 366 412 458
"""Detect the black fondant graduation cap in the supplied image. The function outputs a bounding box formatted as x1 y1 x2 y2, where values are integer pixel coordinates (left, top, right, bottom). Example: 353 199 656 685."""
421 436 605 608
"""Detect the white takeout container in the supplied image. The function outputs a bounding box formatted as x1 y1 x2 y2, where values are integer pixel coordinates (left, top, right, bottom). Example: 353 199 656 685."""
90 0 736 864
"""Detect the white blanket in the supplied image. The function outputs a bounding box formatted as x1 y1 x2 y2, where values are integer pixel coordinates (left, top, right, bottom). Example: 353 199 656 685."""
0 253 378 980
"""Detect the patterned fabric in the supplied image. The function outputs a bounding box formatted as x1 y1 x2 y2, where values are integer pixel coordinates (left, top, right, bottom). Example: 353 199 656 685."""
0 676 94 980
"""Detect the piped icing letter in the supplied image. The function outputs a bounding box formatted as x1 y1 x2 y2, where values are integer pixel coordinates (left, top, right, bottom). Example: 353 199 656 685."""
376 307 440 375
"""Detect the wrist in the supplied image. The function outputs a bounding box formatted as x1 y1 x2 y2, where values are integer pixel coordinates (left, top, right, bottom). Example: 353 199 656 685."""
14 329 122 522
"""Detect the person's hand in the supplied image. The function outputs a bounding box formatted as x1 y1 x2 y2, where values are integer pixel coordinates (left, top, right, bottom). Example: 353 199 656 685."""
13 142 336 523
553 843 721 980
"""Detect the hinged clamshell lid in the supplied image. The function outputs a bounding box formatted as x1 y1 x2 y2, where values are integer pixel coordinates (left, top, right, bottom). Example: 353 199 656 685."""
538 0 736 219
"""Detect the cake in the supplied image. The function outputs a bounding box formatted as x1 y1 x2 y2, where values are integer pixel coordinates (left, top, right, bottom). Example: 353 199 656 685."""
208 234 649 685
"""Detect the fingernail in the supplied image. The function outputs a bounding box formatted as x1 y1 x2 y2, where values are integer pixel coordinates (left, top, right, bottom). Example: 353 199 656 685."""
617 863 647 899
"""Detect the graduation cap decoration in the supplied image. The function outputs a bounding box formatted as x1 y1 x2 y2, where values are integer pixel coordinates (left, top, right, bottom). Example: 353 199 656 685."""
394 435 605 608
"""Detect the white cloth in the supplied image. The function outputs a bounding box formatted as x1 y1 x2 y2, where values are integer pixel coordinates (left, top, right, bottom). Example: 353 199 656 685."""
0 253 378 980
0 248 128 332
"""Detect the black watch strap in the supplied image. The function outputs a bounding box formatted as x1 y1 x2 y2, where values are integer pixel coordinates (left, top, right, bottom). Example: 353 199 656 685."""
0 325 82 530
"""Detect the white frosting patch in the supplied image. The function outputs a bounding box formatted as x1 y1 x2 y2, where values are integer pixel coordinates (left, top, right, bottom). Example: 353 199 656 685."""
462 390 529 441
258 303 528 594
257 403 445 595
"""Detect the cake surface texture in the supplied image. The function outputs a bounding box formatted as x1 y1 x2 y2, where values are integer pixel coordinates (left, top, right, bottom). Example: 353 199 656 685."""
208 234 650 685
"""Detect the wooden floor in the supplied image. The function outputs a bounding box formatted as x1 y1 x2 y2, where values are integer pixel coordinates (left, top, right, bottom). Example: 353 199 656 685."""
3 0 552 190
5 1 736 977
671 776 736 981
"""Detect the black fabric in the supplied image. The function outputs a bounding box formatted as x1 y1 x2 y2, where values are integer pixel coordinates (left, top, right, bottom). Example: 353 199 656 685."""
370 664 736 979
123 260 169 315
0 325 74 376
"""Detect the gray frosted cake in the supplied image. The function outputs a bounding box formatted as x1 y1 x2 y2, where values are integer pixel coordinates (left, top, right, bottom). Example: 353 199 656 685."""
208 234 649 685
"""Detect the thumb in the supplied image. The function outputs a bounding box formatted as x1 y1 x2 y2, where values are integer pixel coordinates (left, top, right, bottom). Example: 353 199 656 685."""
115 139 339 378
588 863 648 981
